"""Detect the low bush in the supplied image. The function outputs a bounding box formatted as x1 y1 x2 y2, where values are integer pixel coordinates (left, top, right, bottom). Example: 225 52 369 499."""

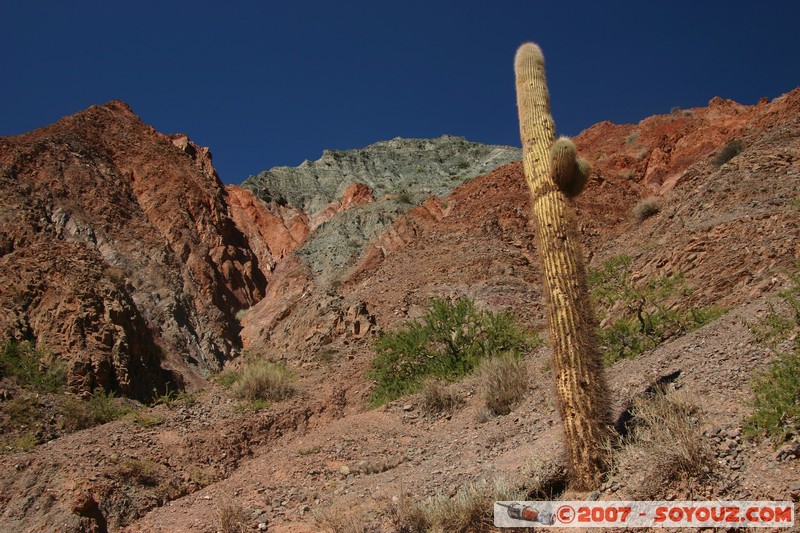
0 340 65 392
7 432 38 453
119 457 159 486
420 378 463 415
130 410 164 429
150 388 199 408
5 395 39 425
217 501 248 533
397 191 414 204
314 507 381 533
59 390 132 431
388 479 522 533
367 297 538 406
748 351 800 442
590 255 727 364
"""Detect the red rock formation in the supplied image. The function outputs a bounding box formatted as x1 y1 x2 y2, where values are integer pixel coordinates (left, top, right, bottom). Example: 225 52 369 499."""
0 101 268 398
575 96 755 193
309 182 375 230
226 185 310 274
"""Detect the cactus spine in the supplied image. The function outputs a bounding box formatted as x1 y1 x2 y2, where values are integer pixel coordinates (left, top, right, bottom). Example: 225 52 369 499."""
514 43 611 489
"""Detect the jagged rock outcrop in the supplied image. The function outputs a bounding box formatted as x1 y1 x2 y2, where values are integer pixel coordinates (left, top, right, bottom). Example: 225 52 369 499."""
242 135 521 214
576 95 766 193
226 185 310 275
0 101 268 398
239 256 375 358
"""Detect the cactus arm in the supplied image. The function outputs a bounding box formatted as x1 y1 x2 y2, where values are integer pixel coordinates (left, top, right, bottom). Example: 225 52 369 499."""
551 136 591 198
514 42 611 489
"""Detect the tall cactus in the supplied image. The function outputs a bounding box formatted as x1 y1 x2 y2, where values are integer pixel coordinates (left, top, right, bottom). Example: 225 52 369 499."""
514 43 611 489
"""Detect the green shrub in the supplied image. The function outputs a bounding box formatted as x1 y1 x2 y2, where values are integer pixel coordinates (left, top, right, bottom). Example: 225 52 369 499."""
746 269 800 443
119 457 159 486
590 255 727 364
234 399 270 412
367 298 537 406
215 369 241 388
130 410 164 429
397 191 414 204
747 351 800 443
150 388 199 408
7 432 38 453
714 139 744 166
59 390 132 430
0 340 65 392
5 395 39 425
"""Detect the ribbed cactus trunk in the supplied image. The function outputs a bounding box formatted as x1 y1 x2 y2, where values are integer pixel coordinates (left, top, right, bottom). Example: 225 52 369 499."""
514 43 611 490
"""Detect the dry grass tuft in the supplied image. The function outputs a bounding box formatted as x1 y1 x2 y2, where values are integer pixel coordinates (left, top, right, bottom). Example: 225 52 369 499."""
313 506 382 533
632 196 662 222
231 360 295 402
420 378 463 414
477 354 528 415
217 501 248 533
610 389 714 498
521 457 568 499
388 479 522 533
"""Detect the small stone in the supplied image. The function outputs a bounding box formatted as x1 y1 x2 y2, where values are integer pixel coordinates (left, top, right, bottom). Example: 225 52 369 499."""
402 404 414 412
339 465 350 476
258 523 268 531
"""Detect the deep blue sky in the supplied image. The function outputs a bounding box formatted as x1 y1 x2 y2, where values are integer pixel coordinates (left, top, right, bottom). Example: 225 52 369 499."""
2 1 799 184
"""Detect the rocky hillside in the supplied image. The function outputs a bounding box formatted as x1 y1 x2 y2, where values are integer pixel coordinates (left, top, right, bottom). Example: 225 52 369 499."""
1 89 799 532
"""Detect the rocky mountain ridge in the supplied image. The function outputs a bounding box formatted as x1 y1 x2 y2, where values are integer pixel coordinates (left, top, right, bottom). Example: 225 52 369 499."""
242 135 521 214
0 101 269 398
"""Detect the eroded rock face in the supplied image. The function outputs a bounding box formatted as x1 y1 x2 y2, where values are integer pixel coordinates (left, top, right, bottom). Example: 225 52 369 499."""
242 135 522 214
0 101 268 398
226 185 310 275
575 96 757 193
